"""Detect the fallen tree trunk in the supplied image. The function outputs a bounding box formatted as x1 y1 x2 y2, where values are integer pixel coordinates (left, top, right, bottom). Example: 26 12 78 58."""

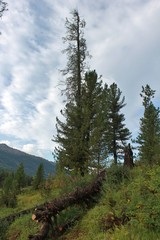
29 170 106 240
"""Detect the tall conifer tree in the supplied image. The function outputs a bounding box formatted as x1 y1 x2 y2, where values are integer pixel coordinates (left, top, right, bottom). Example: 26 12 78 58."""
107 83 131 164
15 163 26 192
54 10 90 175
33 163 44 190
54 70 107 174
61 9 89 103
82 71 109 170
136 85 160 164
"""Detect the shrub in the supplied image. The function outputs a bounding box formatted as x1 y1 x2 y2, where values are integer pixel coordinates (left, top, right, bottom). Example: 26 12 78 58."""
106 164 131 187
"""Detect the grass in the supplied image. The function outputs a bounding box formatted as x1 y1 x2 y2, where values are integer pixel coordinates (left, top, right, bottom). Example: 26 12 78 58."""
0 178 59 240
5 214 39 240
62 164 160 240
0 172 95 240
1 165 160 239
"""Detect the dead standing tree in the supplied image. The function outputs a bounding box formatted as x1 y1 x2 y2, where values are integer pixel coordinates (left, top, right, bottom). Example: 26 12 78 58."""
124 143 134 168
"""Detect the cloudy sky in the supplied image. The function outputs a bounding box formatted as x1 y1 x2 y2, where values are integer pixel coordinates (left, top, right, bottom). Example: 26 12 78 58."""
0 0 159 161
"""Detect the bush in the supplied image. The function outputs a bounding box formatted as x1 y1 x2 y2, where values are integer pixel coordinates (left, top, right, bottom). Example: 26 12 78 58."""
0 192 17 208
106 164 131 186
62 165 160 240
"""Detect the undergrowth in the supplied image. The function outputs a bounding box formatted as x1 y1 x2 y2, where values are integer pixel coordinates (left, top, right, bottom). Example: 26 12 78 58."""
63 164 160 240
1 165 160 240
0 172 95 240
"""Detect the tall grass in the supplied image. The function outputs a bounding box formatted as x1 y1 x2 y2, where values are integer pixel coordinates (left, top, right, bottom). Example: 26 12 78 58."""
63 164 160 240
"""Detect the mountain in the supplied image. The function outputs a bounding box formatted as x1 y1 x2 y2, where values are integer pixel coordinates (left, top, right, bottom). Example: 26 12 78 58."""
0 144 56 176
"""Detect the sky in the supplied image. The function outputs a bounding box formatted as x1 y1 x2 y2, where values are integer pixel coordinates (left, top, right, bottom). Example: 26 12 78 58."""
0 0 160 161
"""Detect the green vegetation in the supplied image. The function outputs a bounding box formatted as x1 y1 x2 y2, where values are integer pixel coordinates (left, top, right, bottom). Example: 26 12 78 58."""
1 164 160 240
54 10 131 175
0 170 95 239
32 163 44 190
5 214 39 240
63 164 160 240
107 83 131 164
136 85 160 165
1 8 160 240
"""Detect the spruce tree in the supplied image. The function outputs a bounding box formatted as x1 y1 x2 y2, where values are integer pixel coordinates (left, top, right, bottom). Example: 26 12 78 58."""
1 172 17 207
54 10 90 175
33 163 44 190
14 163 26 192
136 85 160 164
82 71 108 171
54 70 108 174
55 102 84 172
107 83 131 164
61 9 89 103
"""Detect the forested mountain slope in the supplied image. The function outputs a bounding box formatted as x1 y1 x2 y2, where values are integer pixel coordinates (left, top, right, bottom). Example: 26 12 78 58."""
0 144 55 176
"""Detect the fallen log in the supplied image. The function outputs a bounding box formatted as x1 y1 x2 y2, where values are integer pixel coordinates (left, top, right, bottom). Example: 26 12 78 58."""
29 170 106 240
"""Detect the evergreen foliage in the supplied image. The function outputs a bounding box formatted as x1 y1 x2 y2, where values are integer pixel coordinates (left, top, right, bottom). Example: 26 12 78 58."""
82 71 108 170
0 163 30 208
61 9 90 103
1 172 17 208
1 7 160 240
106 83 131 164
63 165 160 240
1 164 160 239
14 163 26 192
0 169 10 188
0 143 55 176
55 70 113 173
54 10 91 175
54 10 131 173
136 85 160 164
33 163 44 190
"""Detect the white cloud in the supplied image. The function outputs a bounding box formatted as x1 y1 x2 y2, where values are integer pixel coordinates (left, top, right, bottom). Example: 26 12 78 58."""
22 143 44 157
0 0 160 160
0 140 11 146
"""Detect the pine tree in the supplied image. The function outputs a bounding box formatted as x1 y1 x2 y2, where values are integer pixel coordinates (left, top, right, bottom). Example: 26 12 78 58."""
54 10 90 175
33 163 44 190
107 83 131 164
54 11 131 172
136 85 160 164
54 70 108 174
61 9 90 103
14 163 26 192
55 102 84 173
82 71 108 171
1 172 17 207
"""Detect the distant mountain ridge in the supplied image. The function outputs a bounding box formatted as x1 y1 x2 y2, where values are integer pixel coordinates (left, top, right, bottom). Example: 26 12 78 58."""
0 144 55 176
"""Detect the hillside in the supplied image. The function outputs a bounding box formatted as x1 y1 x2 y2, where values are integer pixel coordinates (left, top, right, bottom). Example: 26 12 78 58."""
1 164 160 239
0 144 55 176
62 164 160 240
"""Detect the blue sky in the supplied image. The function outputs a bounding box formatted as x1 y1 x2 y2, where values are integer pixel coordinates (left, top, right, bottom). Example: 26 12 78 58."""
0 0 160 161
